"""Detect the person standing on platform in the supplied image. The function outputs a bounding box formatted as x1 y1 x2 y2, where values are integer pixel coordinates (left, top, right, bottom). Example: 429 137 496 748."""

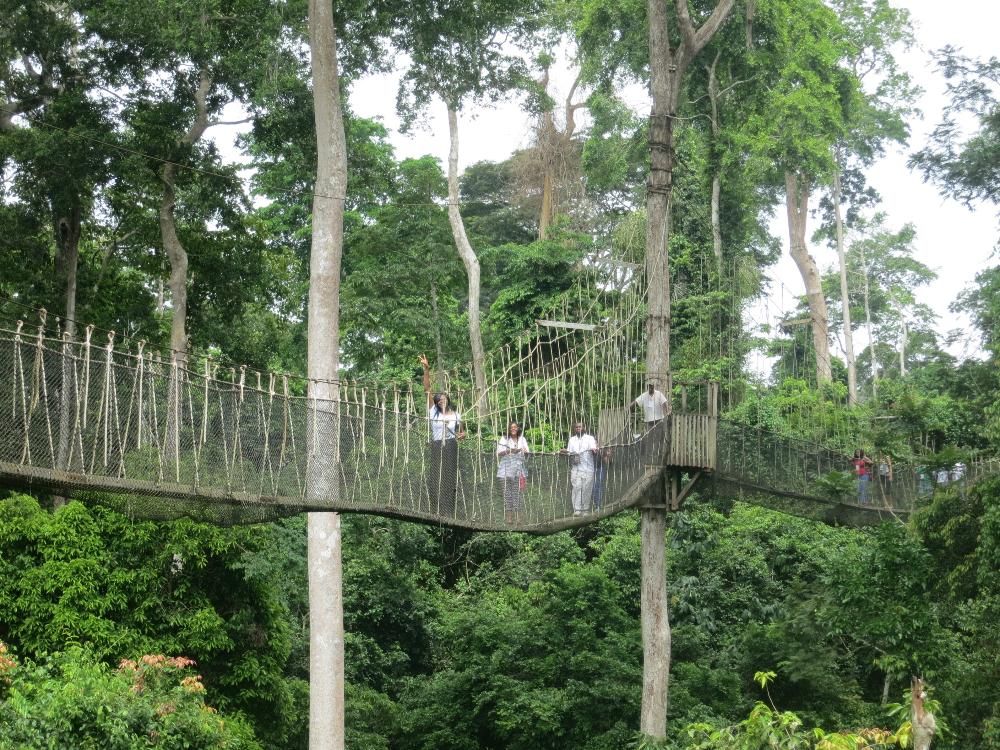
497 422 530 524
420 354 465 517
561 422 598 516
633 381 668 429
634 381 668 463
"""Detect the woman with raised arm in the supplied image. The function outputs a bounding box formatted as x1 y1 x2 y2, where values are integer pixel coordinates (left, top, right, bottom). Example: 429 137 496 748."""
420 354 464 517
497 421 530 524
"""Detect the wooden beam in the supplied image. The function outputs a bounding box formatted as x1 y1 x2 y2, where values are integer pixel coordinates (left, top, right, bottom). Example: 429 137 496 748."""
670 471 702 510
536 319 598 332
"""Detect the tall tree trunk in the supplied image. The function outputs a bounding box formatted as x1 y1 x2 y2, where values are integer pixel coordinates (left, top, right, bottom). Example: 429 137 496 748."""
445 103 487 408
56 207 82 341
535 65 555 241
640 502 671 737
430 278 445 377
911 677 937 750
539 160 555 240
642 1 675 732
832 167 857 404
899 316 907 377
307 0 348 746
159 165 189 366
54 204 82 506
158 70 211 463
158 70 212 367
641 0 735 739
860 242 877 399
707 54 723 270
784 171 832 383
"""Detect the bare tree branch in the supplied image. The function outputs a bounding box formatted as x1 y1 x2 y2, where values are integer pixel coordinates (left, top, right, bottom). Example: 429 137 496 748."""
209 116 253 127
675 0 698 52
692 0 737 56
564 70 587 139
181 71 213 147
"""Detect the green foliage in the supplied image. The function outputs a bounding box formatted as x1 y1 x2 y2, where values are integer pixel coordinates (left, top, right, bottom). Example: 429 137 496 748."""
0 645 260 749
813 471 854 502
397 553 640 750
0 496 298 748
910 48 1000 209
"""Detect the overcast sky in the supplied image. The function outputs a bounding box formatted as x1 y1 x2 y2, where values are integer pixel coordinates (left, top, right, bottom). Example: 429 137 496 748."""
217 1 998 363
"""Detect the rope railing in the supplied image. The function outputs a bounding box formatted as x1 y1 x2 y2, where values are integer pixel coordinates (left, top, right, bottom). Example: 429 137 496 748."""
0 320 995 531
0 325 671 530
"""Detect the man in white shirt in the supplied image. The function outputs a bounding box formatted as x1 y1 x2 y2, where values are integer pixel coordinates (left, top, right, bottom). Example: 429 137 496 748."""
561 422 598 516
633 381 668 427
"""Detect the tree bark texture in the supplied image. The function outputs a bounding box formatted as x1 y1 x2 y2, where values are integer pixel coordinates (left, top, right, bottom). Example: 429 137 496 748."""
430 278 445 378
641 0 735 740
159 166 189 366
158 70 212 368
832 167 857 403
445 103 487 407
539 160 555 240
642 3 675 730
640 505 670 737
899 317 907 377
54 204 82 504
707 55 723 269
307 0 348 746
860 242 877 399
784 171 832 383
911 677 936 750
536 65 555 240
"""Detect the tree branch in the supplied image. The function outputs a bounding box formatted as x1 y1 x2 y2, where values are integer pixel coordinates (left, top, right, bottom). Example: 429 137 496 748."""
675 0 698 53
692 0 737 56
209 116 253 127
21 56 42 80
565 70 587 139
180 70 213 147
93 85 129 104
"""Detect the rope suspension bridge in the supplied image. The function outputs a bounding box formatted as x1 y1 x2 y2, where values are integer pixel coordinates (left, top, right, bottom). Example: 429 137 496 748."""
0 256 993 531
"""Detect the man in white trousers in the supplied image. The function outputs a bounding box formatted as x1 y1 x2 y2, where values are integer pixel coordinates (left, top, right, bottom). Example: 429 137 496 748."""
561 422 598 516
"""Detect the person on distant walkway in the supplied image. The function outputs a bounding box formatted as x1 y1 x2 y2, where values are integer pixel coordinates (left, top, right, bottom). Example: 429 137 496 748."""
497 422 530 524
951 461 967 498
633 381 668 429
420 354 465 517
916 465 933 498
561 422 598 516
877 453 893 504
853 449 873 505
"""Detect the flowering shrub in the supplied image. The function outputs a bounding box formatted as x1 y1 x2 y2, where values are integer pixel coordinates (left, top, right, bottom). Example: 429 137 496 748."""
0 646 260 749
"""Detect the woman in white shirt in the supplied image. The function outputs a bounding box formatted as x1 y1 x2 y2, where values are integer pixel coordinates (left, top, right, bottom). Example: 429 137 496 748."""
420 354 465 516
497 422 530 524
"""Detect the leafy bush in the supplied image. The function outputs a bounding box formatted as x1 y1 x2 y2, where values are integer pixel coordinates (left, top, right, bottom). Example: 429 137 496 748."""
0 644 261 749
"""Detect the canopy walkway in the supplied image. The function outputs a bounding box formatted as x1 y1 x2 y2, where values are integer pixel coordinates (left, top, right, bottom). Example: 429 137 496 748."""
2 324 991 531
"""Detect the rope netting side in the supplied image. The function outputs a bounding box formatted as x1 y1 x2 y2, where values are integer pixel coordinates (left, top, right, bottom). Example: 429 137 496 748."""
0 324 669 530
